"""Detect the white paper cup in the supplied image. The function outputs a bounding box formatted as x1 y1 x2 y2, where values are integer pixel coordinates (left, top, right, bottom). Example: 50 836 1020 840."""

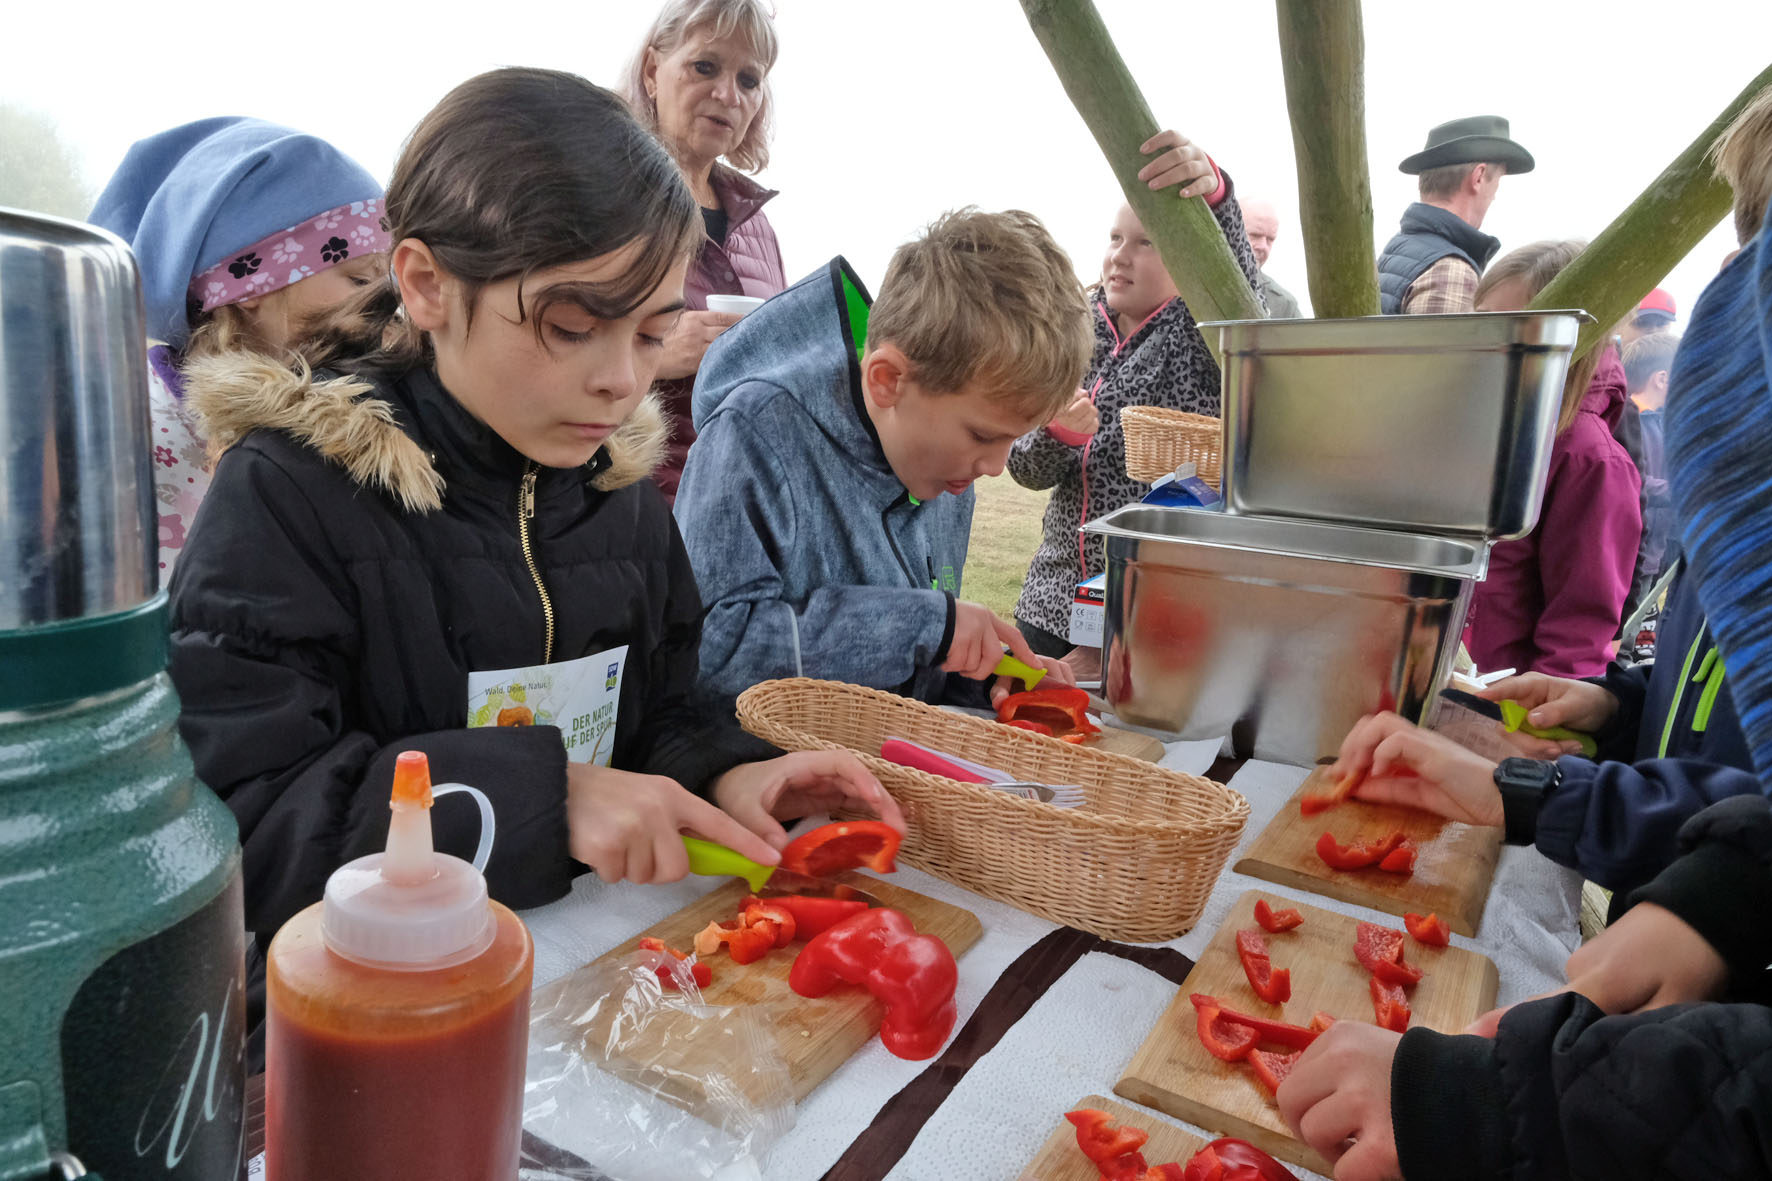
705 294 766 317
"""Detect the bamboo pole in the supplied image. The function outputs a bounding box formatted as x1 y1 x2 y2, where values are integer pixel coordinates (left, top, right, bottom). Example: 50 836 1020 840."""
1530 64 1772 361
1274 0 1380 318
1019 0 1265 359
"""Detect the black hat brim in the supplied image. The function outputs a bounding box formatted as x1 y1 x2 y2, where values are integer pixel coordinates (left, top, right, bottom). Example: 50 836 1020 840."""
1399 136 1536 175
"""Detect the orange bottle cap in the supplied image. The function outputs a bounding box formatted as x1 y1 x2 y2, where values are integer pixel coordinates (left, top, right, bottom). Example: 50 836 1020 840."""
391 750 433 808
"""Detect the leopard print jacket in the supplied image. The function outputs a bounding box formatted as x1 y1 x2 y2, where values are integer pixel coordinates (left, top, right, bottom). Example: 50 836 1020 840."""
1008 188 1261 638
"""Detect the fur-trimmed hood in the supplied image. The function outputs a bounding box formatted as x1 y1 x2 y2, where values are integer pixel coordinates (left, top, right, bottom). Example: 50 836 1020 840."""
182 352 668 513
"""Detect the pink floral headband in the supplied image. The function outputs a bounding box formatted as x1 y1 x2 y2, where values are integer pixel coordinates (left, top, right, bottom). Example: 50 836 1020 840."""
189 199 392 313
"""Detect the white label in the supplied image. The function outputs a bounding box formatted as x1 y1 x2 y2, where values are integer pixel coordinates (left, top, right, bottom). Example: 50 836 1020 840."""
467 646 628 766
1069 600 1104 647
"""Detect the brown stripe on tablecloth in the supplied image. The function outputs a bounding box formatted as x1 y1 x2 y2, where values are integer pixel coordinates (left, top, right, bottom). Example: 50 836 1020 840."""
818 926 1194 1181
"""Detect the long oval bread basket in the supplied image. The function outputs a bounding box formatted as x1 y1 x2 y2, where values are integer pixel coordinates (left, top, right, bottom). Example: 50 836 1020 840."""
1120 406 1223 487
736 679 1249 942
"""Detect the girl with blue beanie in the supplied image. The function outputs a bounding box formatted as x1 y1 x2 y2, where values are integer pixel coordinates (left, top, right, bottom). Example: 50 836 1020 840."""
90 118 391 578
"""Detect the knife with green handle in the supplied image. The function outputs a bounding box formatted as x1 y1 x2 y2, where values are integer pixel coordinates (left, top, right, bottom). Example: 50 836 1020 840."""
680 835 884 905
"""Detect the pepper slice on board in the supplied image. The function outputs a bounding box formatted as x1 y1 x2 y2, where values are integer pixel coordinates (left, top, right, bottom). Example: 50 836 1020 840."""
1371 956 1423 989
1247 1048 1302 1095
1235 929 1292 1004
693 918 779 965
1194 998 1261 1062
1187 1138 1300 1181
1378 842 1417 874
1299 769 1359 817
1189 994 1319 1050
1370 976 1411 1032
1353 921 1407 972
789 907 958 1060
1253 899 1304 933
636 936 712 990
778 819 901 877
746 893 868 940
1316 829 1409 871
997 687 1103 741
1405 912 1452 946
737 898 798 947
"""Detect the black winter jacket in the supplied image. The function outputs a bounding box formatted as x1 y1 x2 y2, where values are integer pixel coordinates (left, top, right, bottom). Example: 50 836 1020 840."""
169 357 771 945
1392 794 1772 1180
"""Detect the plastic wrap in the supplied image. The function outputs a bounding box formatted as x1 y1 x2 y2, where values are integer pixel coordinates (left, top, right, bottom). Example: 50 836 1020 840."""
521 950 794 1181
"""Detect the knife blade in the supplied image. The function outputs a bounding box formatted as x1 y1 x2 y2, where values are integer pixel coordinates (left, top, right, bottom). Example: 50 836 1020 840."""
755 868 885 908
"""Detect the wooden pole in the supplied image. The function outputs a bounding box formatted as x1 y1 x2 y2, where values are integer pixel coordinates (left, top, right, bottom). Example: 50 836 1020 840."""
1274 0 1380 318
1019 0 1265 360
1530 64 1772 361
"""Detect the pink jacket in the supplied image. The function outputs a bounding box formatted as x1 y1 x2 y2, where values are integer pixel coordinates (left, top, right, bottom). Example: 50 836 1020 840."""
653 167 787 502
1468 348 1644 678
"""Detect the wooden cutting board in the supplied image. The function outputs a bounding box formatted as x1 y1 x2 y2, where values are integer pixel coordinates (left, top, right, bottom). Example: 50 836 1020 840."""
534 872 982 1114
1116 890 1498 1176
1020 1095 1206 1180
1082 726 1167 762
1232 766 1503 935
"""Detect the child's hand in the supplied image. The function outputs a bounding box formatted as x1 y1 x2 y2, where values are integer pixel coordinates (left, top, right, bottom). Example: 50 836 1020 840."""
655 309 742 381
1332 712 1506 827
712 750 906 850
565 762 779 883
1137 129 1220 200
945 601 1043 683
1048 390 1099 438
1278 1021 1403 1181
1477 672 1619 749
990 654 1077 710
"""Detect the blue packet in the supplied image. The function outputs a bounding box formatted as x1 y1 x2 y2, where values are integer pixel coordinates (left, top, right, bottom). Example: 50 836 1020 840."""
1140 462 1223 510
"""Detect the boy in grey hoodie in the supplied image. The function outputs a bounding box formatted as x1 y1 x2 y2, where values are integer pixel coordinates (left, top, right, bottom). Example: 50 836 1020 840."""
674 208 1093 706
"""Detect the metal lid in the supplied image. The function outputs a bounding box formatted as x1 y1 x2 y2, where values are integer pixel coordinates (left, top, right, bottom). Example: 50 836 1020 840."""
0 207 156 631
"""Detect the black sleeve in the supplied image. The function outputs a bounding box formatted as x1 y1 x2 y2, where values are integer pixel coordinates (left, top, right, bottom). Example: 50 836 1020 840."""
1587 659 1648 761
169 444 575 939
1393 993 1772 1181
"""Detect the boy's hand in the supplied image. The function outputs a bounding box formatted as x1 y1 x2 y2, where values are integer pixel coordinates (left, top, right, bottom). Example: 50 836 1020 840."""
1278 1021 1403 1181
1137 129 1220 200
1061 645 1102 683
1477 672 1618 755
990 654 1077 710
566 762 779 883
1048 390 1099 438
1332 712 1505 827
945 601 1043 682
712 750 906 850
655 309 742 380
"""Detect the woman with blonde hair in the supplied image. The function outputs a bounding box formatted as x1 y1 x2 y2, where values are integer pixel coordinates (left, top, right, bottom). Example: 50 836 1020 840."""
1467 239 1643 677
623 0 787 501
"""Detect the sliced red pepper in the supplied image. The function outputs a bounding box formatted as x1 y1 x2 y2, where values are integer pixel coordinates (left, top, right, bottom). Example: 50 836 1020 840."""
1194 998 1260 1062
745 893 868 940
1299 769 1359 816
1370 976 1411 1032
1378 841 1417 874
1182 1147 1225 1181
693 918 779 965
1064 1108 1150 1174
1191 1138 1299 1181
636 936 713 990
778 819 901 877
789 908 958 1060
1247 1048 1302 1095
1189 994 1319 1050
1315 829 1409 871
1144 1166 1187 1181
1004 718 1054 735
1372 956 1423 989
1235 929 1292 1004
997 687 1102 741
1353 921 1407 973
1253 899 1304 933
1308 1011 1337 1035
1405 912 1452 947
738 898 798 947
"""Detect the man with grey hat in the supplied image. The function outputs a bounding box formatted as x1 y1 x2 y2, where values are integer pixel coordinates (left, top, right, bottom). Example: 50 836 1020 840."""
1378 115 1535 314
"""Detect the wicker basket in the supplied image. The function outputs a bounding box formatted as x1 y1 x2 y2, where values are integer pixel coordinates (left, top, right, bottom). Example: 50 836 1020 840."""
736 679 1249 942
1120 406 1224 487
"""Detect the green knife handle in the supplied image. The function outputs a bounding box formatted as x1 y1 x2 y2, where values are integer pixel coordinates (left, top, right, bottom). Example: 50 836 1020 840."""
994 653 1046 689
1498 699 1599 757
681 835 775 892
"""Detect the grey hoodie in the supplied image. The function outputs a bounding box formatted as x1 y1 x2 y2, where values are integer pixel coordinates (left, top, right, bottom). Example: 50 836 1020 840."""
675 258 972 703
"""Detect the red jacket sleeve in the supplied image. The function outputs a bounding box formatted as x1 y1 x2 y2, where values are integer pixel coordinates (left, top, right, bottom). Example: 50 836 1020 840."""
1530 442 1643 678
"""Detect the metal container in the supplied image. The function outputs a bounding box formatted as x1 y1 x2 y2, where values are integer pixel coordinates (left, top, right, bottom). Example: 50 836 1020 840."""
1209 312 1585 541
1085 505 1483 766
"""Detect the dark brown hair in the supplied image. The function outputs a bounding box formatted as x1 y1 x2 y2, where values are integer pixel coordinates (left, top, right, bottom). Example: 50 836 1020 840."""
303 67 699 374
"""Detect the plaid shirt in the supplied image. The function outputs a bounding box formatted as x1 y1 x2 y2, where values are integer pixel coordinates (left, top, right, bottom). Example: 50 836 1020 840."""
1401 256 1480 314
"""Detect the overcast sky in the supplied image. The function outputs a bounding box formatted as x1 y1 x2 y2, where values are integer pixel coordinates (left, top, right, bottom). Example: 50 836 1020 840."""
7 0 1767 325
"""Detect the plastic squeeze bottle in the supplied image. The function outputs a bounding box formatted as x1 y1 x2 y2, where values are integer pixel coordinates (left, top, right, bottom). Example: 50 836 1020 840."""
264 752 533 1179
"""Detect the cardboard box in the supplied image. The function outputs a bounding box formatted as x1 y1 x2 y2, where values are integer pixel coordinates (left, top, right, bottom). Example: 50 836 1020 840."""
1068 573 1106 647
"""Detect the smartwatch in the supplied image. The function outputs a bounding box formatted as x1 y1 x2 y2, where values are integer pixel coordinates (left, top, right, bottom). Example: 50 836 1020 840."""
1493 757 1562 845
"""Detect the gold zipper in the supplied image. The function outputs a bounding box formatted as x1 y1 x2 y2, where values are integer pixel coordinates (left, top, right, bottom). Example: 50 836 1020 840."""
518 462 555 664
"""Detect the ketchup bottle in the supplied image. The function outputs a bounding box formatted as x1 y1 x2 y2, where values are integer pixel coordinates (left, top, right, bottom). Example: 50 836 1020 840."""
265 752 533 1179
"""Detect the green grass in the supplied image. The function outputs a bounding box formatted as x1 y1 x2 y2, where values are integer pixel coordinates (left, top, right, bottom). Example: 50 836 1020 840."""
964 475 1051 622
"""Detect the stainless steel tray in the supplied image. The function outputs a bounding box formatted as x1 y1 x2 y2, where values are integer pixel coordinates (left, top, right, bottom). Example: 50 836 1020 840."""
1206 311 1586 541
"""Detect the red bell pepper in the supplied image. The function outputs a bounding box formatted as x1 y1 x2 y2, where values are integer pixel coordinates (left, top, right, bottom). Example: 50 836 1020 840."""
1194 997 1260 1062
1370 976 1411 1032
1184 1139 1299 1181
1065 1108 1149 1174
1307 1011 1337 1035
1353 921 1407 973
1235 929 1292 1004
997 687 1102 742
1247 1048 1301 1095
1253 899 1304 933
778 819 901 877
737 898 798 947
789 907 958 1060
1315 829 1408 871
693 917 779 965
636 936 712 990
1004 718 1053 735
746 893 868 940
1189 994 1319 1050
1299 769 1358 817
1405 912 1452 947
1378 842 1417 874
1371 956 1423 989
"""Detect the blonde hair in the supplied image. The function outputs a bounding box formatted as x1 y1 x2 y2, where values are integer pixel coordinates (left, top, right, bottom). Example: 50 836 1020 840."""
1712 84 1772 245
622 0 779 174
869 208 1092 420
1476 239 1595 435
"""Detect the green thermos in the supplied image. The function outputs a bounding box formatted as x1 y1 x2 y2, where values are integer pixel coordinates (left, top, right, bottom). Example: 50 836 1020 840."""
0 208 245 1179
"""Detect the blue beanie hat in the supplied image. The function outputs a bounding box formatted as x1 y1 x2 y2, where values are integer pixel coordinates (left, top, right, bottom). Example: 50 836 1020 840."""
90 117 383 347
